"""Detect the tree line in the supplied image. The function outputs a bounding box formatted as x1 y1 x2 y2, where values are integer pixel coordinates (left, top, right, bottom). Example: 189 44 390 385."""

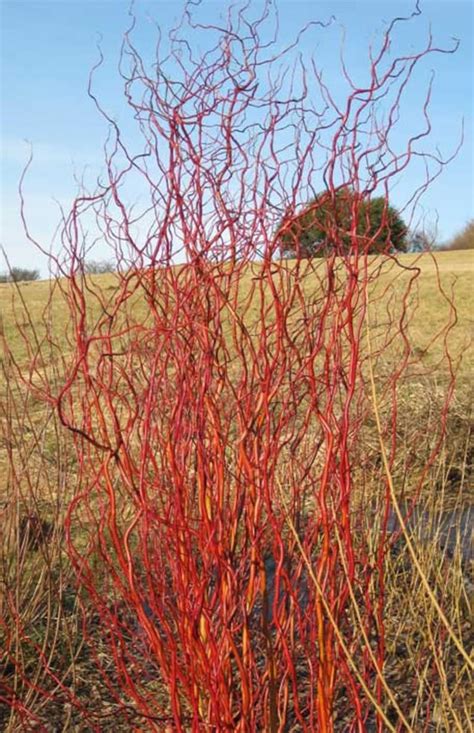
2 206 472 283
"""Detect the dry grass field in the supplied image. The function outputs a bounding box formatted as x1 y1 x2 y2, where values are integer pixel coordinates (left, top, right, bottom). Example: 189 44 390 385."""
1 249 472 369
0 249 472 731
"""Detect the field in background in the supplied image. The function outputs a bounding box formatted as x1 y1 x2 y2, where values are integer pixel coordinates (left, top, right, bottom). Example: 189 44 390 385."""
1 249 472 501
1 249 472 370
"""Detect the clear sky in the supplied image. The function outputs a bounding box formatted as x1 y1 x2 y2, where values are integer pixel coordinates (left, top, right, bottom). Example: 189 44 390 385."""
1 0 473 274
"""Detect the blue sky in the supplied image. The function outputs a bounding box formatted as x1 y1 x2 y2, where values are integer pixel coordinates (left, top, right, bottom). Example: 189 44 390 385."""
1 0 473 274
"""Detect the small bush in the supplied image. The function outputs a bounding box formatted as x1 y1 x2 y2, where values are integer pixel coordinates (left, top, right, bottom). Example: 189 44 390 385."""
84 260 116 275
407 230 436 252
0 267 40 283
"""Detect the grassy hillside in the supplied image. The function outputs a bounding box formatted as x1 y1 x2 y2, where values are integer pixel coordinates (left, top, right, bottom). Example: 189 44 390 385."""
1 249 472 376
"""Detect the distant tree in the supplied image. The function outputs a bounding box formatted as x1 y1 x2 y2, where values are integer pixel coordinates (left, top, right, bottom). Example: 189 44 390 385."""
444 219 474 251
0 267 40 283
406 229 436 253
84 260 116 275
276 188 408 258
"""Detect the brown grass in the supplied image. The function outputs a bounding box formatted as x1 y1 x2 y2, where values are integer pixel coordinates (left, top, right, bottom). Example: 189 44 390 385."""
0 250 472 730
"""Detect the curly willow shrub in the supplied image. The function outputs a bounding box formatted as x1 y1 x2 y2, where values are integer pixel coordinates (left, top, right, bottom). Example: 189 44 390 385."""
2 1 470 731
